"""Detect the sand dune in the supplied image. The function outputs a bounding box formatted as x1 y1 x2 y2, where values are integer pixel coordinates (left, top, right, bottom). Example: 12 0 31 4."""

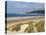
6 16 45 33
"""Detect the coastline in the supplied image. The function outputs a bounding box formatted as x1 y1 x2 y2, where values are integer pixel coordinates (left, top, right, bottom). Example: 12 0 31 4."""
7 16 44 21
7 16 44 28
6 16 45 33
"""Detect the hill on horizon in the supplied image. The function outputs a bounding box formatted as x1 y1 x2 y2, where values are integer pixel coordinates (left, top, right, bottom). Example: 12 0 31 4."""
26 10 44 14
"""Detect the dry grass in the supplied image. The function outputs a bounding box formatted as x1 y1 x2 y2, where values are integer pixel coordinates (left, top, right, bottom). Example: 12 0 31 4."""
7 19 45 33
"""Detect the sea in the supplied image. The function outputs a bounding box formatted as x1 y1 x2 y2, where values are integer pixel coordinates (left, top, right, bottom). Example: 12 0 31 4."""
6 13 44 17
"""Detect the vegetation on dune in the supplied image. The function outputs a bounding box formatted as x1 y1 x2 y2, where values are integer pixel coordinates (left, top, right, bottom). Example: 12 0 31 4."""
24 23 34 33
12 24 21 31
35 20 45 32
7 24 22 32
7 20 45 32
24 21 35 33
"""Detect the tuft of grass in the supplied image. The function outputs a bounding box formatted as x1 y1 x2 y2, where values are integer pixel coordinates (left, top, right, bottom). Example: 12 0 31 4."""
12 24 21 31
36 20 45 32
7 20 45 32
24 22 35 33
7 24 22 32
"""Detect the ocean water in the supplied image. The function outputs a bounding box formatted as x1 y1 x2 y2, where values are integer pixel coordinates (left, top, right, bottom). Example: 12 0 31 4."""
6 13 44 17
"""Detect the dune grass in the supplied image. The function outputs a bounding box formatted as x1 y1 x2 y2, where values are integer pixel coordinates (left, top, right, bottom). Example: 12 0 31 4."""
7 20 45 32
24 21 35 33
24 23 34 33
35 20 45 32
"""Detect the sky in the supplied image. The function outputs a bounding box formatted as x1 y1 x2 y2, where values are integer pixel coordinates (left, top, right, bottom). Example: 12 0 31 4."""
7 1 44 14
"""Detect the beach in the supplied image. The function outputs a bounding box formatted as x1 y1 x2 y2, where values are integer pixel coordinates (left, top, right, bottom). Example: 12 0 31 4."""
6 16 45 33
7 16 44 21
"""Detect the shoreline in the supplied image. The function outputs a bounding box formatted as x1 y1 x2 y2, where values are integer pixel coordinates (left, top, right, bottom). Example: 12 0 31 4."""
7 16 44 21
7 16 44 23
6 16 45 33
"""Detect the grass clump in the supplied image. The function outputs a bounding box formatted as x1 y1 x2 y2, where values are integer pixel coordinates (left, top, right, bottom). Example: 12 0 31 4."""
36 20 45 32
7 24 22 32
12 24 21 31
24 21 35 33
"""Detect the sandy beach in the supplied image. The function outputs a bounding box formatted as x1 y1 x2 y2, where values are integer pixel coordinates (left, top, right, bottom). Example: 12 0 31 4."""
7 16 44 21
7 16 44 26
6 16 45 33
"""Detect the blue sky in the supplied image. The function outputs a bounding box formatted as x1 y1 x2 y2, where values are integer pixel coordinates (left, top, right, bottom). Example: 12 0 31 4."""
7 1 44 14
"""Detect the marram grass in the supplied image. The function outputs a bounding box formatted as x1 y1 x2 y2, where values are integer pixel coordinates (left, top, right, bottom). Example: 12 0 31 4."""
7 20 45 33
35 20 45 32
